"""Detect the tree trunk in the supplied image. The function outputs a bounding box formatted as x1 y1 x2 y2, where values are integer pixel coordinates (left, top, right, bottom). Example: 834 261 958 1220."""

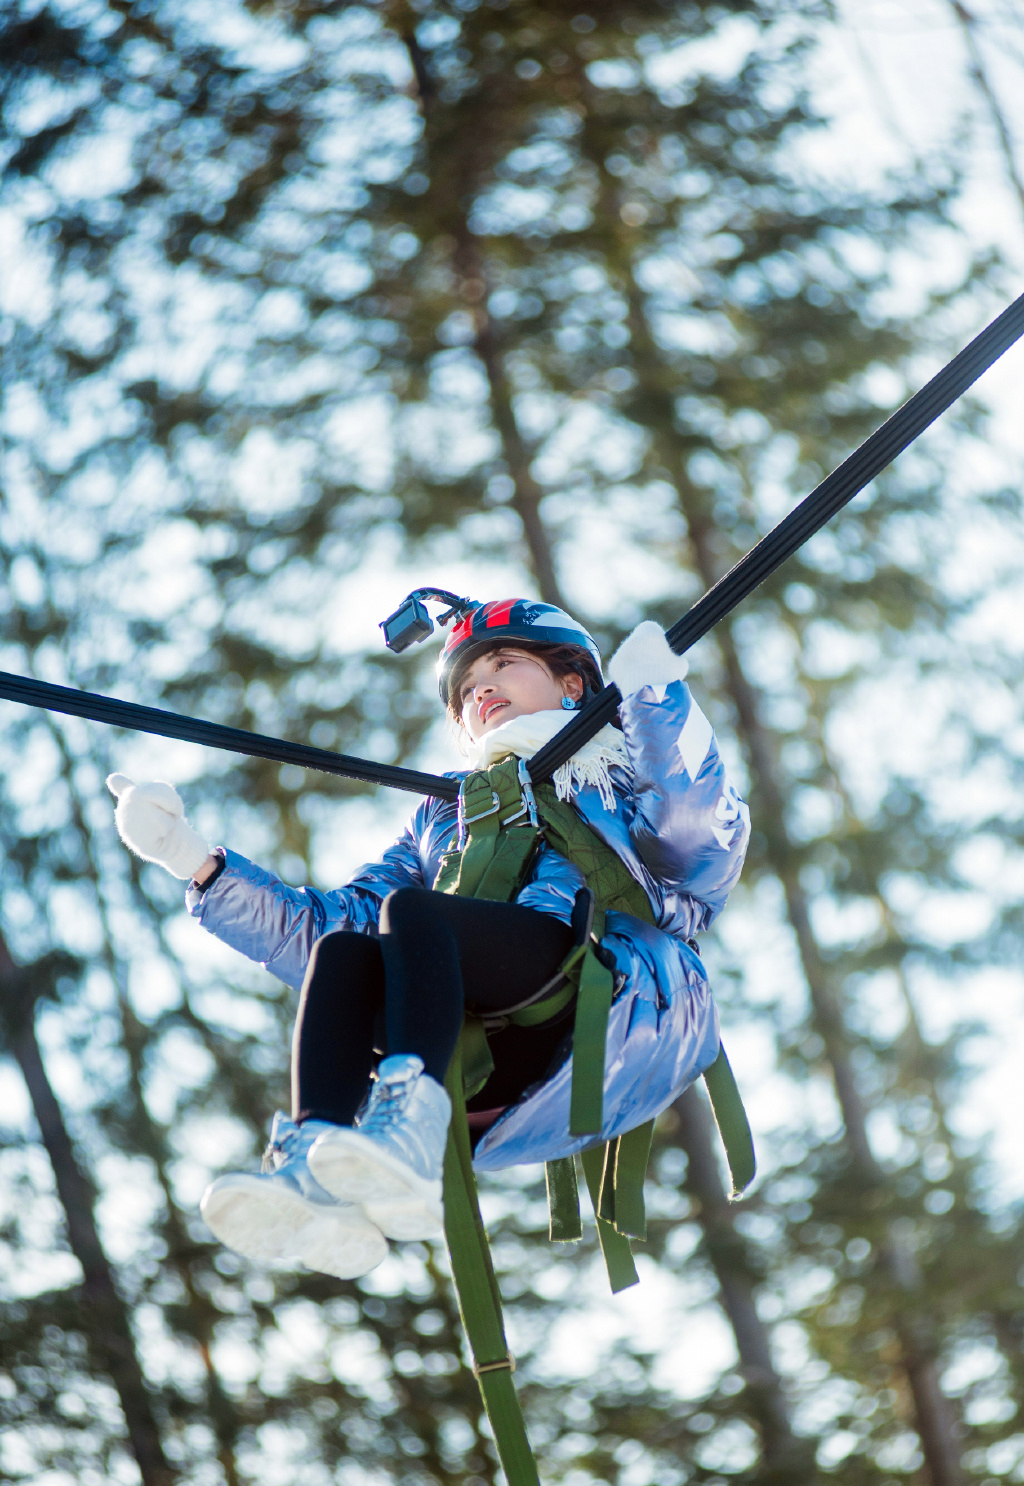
680 503 966 1486
0 937 177 1486
117 991 243 1486
456 241 566 609
948 1 1024 223
673 1086 818 1483
606 235 965 1481
399 23 567 609
48 724 242 1486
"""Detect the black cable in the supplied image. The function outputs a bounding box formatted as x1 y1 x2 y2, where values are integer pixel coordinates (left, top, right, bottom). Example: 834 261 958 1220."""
528 289 1024 783
0 671 460 802
1 293 1021 801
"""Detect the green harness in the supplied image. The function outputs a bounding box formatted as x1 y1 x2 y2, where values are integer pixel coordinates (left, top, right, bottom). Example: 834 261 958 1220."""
436 755 755 1486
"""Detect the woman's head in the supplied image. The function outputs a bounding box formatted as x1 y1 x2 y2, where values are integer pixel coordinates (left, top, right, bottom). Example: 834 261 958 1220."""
433 594 600 728
449 641 603 738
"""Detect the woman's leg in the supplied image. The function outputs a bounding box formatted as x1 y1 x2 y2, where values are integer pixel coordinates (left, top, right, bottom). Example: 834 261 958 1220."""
291 932 386 1126
202 930 391 1281
378 886 575 1096
307 890 574 1239
294 895 575 1123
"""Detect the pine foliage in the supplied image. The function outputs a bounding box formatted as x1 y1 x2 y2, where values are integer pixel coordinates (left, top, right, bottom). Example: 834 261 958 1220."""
1 1 1023 1483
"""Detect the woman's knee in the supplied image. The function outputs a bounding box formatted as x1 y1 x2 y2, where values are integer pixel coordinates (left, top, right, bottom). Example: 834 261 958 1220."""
379 886 436 935
306 929 378 980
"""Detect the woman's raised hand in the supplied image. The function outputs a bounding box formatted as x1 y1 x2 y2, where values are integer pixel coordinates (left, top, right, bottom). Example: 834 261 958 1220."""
106 774 212 880
607 621 689 696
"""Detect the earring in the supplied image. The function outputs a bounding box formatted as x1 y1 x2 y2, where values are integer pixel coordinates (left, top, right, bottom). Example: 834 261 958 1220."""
561 695 578 711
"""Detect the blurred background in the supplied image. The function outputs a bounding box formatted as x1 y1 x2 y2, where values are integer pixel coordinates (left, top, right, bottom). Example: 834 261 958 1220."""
2 1 1024 1482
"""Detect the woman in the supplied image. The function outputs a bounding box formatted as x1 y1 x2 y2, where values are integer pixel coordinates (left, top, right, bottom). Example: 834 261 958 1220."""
108 599 749 1280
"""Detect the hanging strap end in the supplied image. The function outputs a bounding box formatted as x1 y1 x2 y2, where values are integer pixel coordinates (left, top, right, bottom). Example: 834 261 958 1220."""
702 1044 756 1200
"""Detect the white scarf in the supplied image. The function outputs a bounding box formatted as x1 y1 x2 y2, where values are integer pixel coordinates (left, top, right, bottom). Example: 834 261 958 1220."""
463 708 628 812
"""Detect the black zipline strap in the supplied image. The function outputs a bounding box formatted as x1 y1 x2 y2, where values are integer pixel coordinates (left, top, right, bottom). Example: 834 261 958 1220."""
1 295 1022 796
528 290 1024 784
0 671 460 802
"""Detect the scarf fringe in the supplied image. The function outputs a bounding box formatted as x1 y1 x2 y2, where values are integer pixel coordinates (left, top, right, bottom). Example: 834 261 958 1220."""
464 710 628 812
553 751 620 813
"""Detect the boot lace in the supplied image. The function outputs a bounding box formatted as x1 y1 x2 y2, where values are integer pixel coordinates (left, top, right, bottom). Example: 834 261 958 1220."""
360 1075 412 1133
261 1116 301 1173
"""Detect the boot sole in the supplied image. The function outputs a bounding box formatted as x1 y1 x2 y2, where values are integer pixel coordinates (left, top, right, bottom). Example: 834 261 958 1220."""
200 1174 388 1279
308 1129 445 1241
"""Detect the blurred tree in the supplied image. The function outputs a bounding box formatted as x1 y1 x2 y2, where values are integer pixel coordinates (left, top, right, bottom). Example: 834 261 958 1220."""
2 1 1023 1484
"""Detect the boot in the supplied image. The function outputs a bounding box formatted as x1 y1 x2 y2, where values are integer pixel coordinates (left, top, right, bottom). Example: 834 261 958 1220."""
200 1112 388 1280
308 1054 451 1241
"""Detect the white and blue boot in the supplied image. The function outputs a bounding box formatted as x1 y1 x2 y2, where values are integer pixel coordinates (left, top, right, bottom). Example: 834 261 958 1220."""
308 1055 451 1242
200 1112 388 1280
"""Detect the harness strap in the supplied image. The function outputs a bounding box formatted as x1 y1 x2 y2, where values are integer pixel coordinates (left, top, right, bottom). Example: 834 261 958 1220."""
543 1118 653 1279
506 982 575 1027
443 1040 539 1486
437 754 755 1477
701 1044 756 1198
579 1145 639 1293
545 1156 583 1243
568 908 616 1137
444 765 538 900
471 933 615 1133
604 1121 655 1240
459 1018 496 1102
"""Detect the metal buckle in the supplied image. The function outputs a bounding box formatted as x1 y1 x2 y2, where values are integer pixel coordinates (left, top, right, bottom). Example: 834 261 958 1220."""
460 759 538 833
516 757 539 826
493 760 540 829
461 789 501 826
499 798 528 827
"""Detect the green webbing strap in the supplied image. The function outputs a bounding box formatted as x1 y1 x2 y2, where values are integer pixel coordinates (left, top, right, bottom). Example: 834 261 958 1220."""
459 1018 496 1102
596 1142 617 1225
579 1146 639 1293
508 981 576 1028
568 927 615 1136
545 1157 583 1243
533 784 657 925
545 1120 652 1259
475 828 538 904
702 1045 756 1198
606 1121 654 1241
443 1041 539 1486
444 762 538 901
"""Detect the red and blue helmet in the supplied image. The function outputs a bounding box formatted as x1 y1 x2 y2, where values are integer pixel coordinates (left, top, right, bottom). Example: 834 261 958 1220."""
437 598 602 704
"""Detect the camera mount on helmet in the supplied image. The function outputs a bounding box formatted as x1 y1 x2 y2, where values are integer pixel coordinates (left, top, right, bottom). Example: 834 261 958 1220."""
380 588 479 654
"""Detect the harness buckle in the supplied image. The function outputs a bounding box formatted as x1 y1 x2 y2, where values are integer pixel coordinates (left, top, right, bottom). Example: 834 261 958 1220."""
461 789 502 826
493 760 540 829
516 757 539 827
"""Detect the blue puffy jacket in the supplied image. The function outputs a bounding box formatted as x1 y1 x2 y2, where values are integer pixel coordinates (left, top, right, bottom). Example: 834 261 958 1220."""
187 680 749 1170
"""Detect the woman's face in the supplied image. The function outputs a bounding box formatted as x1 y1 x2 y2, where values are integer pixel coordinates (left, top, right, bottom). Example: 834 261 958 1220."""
459 648 583 741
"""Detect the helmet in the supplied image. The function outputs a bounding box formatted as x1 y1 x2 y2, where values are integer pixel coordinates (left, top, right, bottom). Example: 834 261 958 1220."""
437 597 602 704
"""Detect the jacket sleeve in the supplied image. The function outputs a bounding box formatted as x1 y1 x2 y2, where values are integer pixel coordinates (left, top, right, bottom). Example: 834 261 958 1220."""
617 679 749 929
185 808 430 991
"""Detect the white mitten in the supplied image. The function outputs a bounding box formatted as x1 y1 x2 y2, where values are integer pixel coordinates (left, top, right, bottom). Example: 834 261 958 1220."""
106 774 211 880
607 620 689 696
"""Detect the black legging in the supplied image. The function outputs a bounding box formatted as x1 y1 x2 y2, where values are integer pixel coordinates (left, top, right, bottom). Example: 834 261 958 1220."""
291 887 575 1126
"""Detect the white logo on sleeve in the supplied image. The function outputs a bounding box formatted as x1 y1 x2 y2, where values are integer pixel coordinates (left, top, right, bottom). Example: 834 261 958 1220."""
713 779 749 850
676 702 714 780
